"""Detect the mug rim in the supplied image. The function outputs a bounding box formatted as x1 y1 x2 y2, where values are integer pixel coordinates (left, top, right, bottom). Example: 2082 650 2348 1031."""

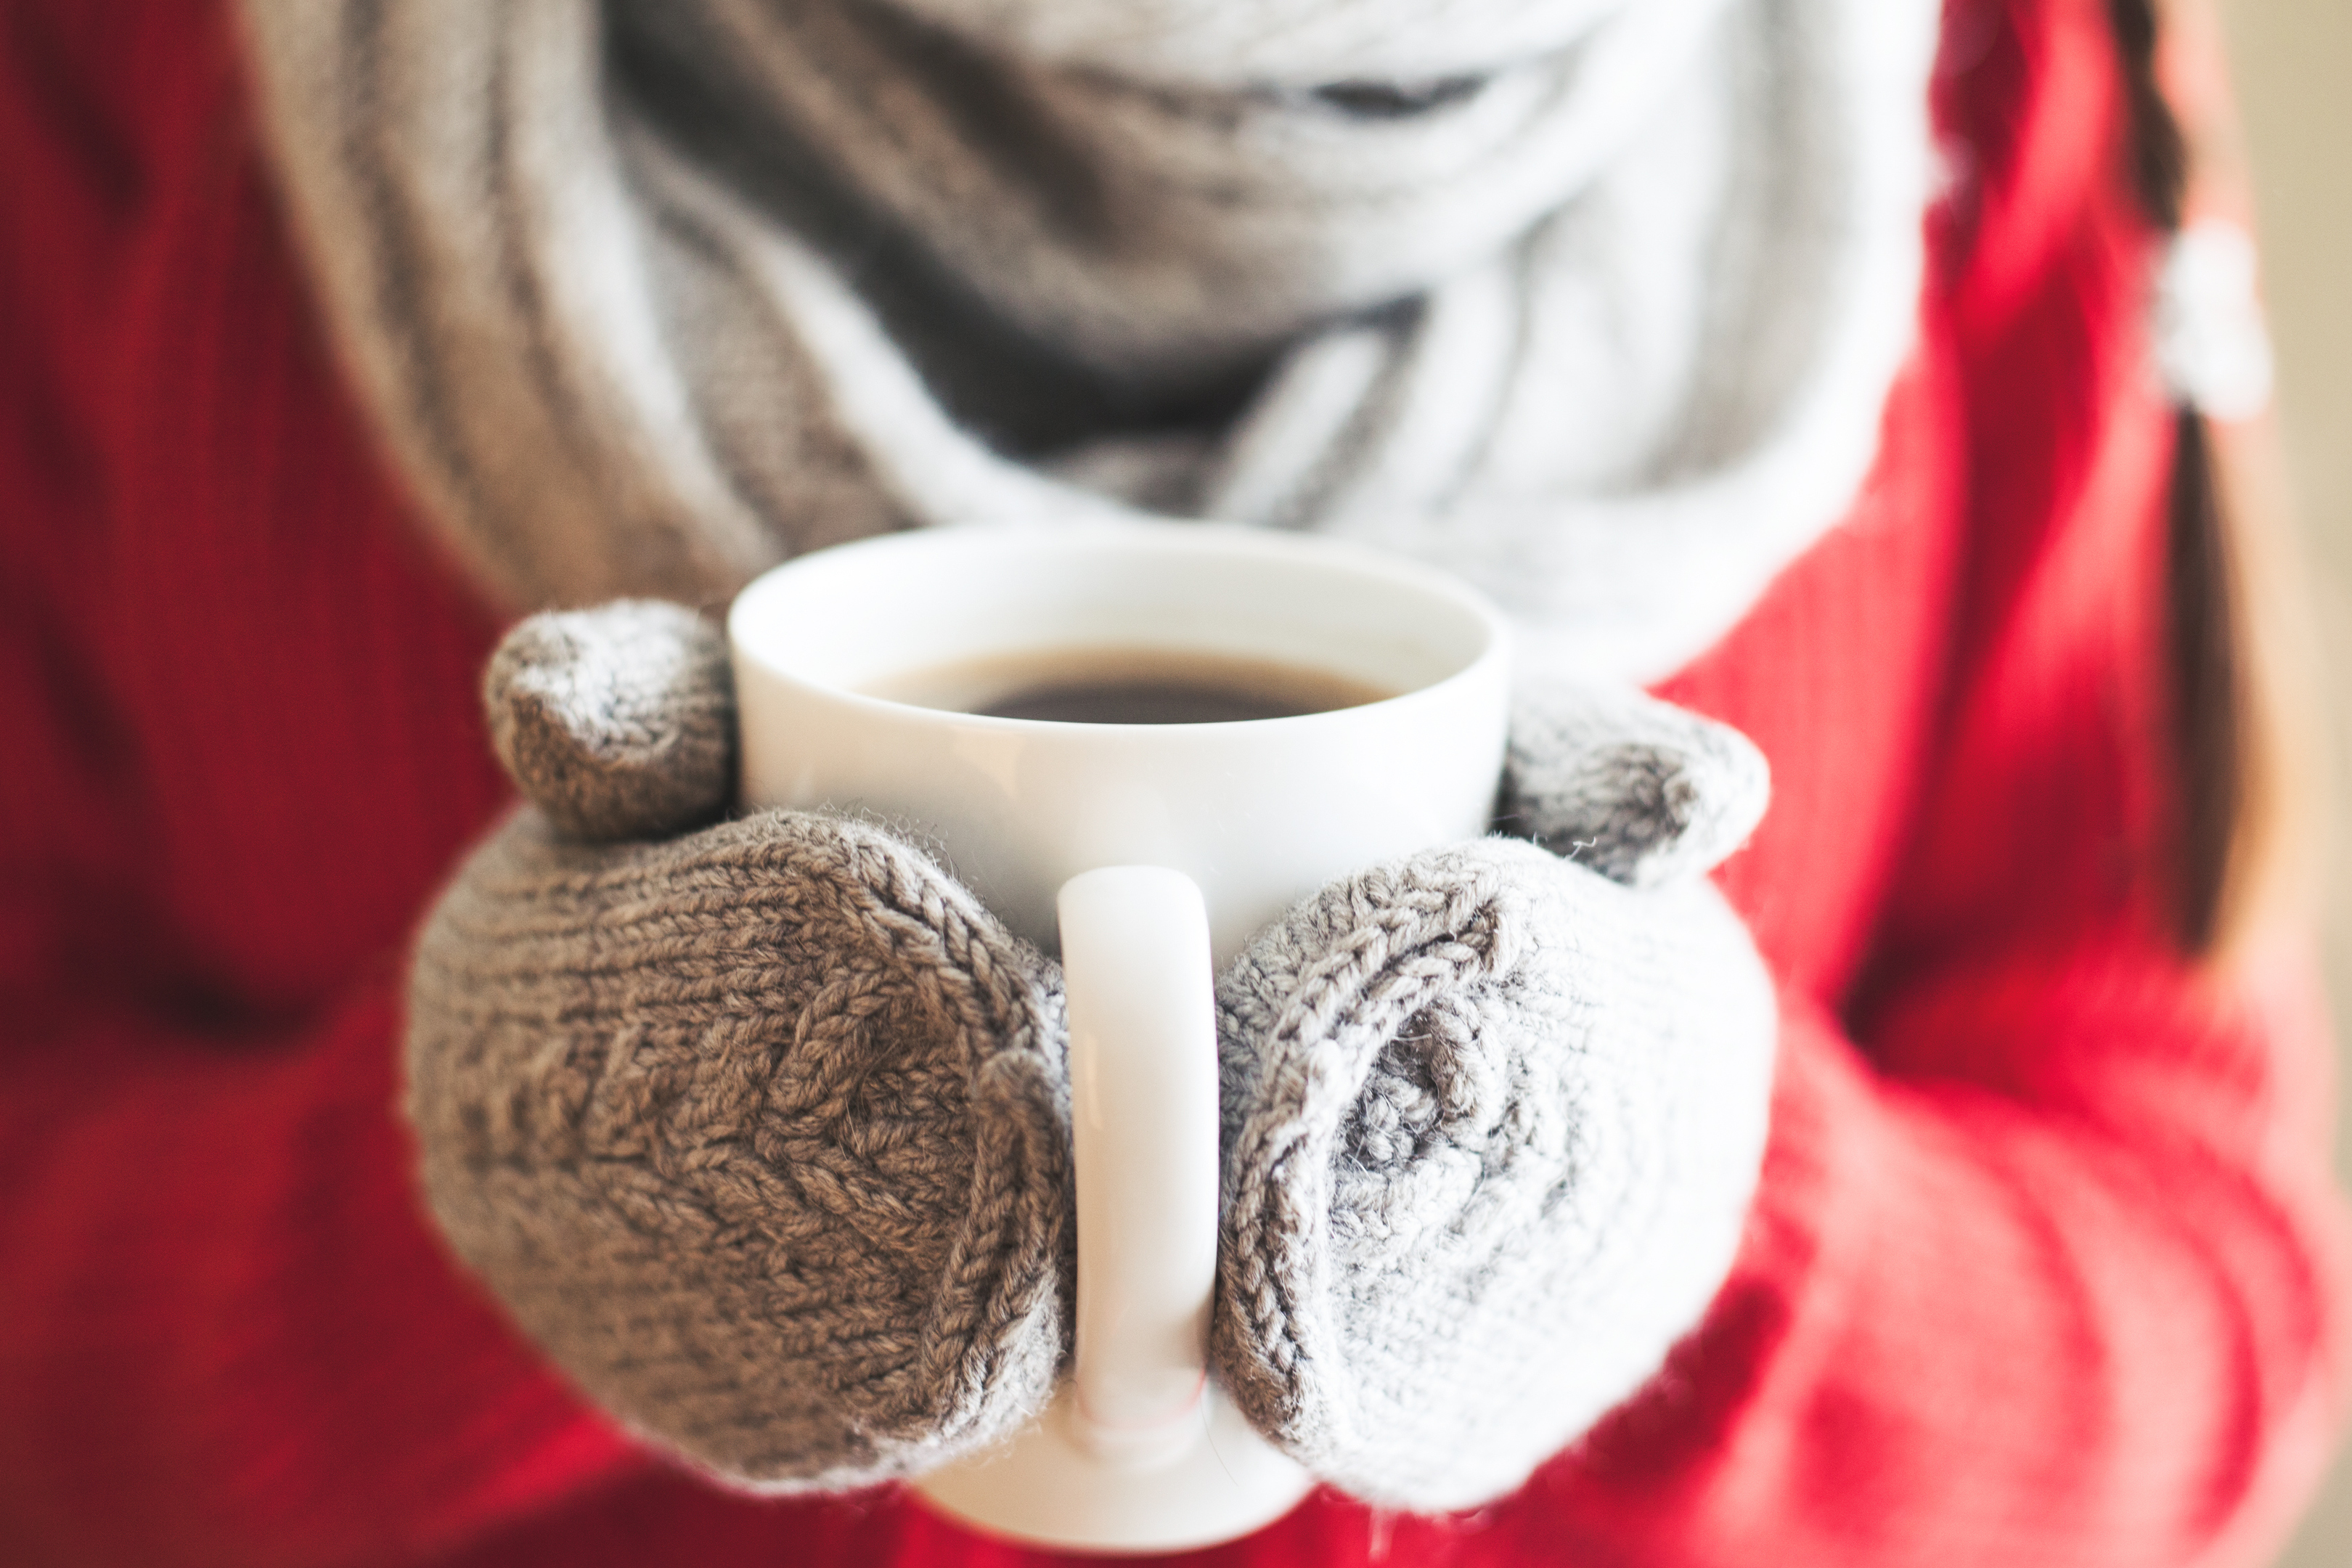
727 524 1512 735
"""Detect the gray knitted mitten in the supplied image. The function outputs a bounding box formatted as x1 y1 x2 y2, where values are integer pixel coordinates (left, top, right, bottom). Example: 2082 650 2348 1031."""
1212 686 1776 1511
409 605 1072 1491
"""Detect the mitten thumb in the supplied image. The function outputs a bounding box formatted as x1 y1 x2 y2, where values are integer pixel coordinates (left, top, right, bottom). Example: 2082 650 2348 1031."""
1497 679 1769 888
483 600 735 841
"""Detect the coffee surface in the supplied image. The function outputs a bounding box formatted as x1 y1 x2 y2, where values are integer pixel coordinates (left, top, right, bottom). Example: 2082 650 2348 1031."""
866 646 1395 724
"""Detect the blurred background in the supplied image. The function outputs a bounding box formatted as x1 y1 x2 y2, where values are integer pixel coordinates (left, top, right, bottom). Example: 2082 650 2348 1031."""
2224 0 2352 1563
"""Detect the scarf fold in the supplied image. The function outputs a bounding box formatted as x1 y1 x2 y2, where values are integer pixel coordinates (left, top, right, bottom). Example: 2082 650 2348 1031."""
239 0 1938 683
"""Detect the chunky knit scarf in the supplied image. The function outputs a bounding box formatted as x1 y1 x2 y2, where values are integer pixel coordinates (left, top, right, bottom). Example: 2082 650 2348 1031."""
239 0 1938 683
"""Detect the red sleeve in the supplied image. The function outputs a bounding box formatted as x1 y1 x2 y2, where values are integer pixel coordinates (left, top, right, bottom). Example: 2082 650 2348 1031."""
1510 1 2352 1561
0 8 646 1561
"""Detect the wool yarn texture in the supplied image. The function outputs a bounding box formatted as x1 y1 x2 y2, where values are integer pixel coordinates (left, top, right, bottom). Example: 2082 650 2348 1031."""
1498 677 1771 886
484 600 738 842
425 603 1777 1500
407 800 1075 1492
237 0 1938 682
1212 836 1773 1508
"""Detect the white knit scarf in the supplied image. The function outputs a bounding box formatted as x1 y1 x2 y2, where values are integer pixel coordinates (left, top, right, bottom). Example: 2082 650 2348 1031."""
239 0 1938 683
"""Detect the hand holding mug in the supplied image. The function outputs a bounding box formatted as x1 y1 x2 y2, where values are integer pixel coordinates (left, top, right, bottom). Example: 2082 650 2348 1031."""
404 531 1775 1544
410 603 1072 1490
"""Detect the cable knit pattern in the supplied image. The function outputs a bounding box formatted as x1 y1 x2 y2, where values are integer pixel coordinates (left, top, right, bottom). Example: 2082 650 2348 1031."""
412 604 1780 1504
1212 836 1776 1508
405 808 1073 1490
16 7 2351 1556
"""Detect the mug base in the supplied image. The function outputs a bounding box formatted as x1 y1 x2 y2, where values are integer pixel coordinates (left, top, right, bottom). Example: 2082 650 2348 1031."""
911 1383 1313 1554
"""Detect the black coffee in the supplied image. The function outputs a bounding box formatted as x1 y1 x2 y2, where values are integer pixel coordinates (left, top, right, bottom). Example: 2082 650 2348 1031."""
982 676 1334 725
866 646 1394 724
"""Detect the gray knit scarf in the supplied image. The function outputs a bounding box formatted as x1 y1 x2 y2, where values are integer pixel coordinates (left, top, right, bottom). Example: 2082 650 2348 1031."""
238 0 1937 683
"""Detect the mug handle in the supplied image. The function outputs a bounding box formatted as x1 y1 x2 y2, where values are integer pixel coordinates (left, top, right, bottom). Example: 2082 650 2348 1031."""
1056 866 1221 1466
907 881 1312 1550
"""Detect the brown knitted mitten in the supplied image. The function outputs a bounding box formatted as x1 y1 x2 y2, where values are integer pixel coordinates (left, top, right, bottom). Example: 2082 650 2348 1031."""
408 604 1072 1491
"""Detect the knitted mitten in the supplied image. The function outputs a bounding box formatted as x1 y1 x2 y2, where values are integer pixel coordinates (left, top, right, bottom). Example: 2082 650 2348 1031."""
425 603 1771 1504
1211 683 1776 1511
407 604 1073 1492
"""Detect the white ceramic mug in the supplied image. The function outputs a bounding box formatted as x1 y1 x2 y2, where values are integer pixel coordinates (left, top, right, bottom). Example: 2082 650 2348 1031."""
729 526 1511 1553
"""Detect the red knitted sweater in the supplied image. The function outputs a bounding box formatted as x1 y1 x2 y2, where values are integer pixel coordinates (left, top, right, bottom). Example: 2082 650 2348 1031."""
1 1 2346 1564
